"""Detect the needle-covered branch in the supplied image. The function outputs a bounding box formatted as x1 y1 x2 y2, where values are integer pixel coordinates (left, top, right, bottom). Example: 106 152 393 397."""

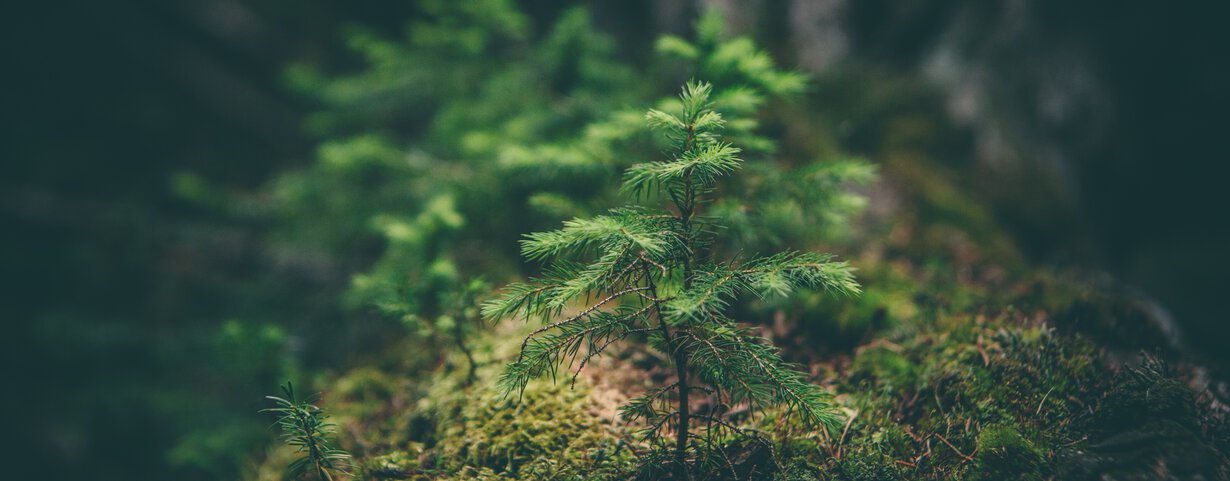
667 251 862 321
262 382 352 481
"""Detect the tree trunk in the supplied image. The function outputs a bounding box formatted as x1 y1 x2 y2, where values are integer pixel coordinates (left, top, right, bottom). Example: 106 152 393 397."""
674 350 691 480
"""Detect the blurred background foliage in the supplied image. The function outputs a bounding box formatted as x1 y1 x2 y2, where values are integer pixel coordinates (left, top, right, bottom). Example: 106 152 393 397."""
4 1 1228 480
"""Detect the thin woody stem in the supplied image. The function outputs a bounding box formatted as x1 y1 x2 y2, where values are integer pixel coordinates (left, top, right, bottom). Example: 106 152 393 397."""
643 260 691 480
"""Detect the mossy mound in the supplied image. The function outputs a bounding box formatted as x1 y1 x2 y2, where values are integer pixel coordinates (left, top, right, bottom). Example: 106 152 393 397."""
246 266 1228 481
426 377 634 478
1055 357 1228 481
248 302 1228 481
970 425 1045 481
831 308 1101 480
248 322 638 481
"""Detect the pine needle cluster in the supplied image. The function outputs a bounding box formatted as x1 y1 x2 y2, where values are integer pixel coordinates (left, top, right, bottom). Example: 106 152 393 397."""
262 383 352 481
484 81 860 478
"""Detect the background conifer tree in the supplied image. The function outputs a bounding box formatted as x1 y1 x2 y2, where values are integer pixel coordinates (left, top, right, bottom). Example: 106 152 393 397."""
484 81 861 479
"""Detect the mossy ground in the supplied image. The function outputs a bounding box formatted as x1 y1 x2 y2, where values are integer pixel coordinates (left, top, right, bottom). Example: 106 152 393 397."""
246 270 1227 480
245 157 1228 481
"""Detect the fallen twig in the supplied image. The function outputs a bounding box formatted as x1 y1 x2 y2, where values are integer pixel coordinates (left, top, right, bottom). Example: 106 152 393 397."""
1037 387 1056 416
935 433 975 462
834 409 859 459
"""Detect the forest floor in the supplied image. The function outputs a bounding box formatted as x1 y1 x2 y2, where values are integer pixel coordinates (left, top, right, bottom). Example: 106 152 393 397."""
246 164 1229 481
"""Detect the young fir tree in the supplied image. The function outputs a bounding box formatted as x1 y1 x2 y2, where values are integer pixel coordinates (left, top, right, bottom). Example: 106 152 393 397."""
262 383 352 481
433 278 491 386
483 81 861 478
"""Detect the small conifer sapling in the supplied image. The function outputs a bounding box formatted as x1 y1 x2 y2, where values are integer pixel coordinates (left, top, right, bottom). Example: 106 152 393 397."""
483 81 860 478
262 382 352 481
437 278 490 386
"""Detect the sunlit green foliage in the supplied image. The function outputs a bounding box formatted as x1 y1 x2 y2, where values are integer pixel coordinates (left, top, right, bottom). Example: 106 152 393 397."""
269 3 875 373
485 81 860 479
275 5 642 342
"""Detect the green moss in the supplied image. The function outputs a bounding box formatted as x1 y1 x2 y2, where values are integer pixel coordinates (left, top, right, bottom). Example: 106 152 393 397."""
1099 356 1194 427
1054 356 1228 480
333 367 399 404
360 449 424 479
246 275 1227 481
848 346 918 398
971 426 1045 481
832 456 904 481
246 324 638 481
832 298 1106 480
431 378 631 476
353 321 639 480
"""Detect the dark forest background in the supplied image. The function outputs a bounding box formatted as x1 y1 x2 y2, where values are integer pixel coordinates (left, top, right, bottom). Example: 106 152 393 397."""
4 1 1228 480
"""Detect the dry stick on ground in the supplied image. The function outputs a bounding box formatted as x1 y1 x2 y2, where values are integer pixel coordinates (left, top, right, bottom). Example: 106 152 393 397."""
935 433 976 463
834 409 859 459
1037 387 1056 416
975 334 991 367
